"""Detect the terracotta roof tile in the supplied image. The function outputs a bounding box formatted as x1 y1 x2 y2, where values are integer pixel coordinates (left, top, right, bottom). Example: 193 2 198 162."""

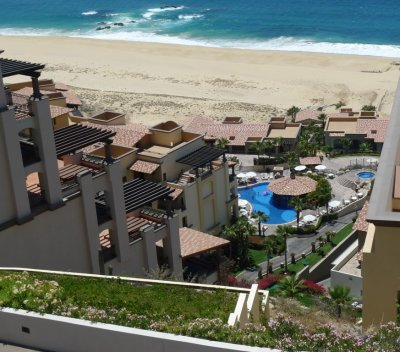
299 156 321 166
129 160 160 174
295 109 321 123
356 119 388 143
268 175 317 196
179 227 230 258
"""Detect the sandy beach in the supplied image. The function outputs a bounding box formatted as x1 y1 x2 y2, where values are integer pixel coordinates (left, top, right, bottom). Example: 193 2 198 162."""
1 36 399 125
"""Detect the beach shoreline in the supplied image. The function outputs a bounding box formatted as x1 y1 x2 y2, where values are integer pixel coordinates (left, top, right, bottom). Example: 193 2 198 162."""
1 35 399 125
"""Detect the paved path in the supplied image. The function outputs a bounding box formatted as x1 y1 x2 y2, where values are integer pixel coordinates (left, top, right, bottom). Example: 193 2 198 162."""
238 212 358 282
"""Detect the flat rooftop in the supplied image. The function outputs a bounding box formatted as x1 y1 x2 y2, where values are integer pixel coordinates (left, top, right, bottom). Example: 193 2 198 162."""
325 119 358 133
267 125 300 139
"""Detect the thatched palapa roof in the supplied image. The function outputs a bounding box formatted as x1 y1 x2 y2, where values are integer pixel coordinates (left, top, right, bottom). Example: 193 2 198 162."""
268 175 317 196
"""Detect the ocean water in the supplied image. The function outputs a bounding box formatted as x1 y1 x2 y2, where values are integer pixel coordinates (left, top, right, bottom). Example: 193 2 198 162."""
1 0 400 57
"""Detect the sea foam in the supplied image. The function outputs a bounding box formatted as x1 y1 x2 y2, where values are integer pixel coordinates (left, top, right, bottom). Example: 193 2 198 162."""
178 14 204 21
81 11 98 16
143 6 184 20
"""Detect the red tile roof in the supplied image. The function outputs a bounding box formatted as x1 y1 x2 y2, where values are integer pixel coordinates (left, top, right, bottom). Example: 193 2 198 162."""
295 109 321 123
356 119 388 143
184 116 269 146
299 156 321 166
178 227 230 258
129 160 160 174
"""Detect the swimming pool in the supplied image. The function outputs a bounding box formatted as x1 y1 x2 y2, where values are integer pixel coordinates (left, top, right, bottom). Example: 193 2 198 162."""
238 183 296 224
357 171 376 180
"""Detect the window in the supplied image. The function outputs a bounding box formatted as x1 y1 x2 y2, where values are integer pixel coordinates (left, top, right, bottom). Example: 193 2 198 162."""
182 216 188 227
163 173 167 181
122 176 127 183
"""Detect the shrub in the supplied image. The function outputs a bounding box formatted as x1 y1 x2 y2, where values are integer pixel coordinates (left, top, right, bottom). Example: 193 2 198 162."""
258 274 284 289
321 213 338 223
227 276 252 288
303 280 327 295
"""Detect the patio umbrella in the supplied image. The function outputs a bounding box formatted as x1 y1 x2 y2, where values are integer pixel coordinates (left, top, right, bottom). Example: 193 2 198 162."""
246 171 257 178
294 165 307 171
303 214 316 222
237 173 247 178
329 200 341 208
315 164 327 171
238 199 249 208
366 158 378 164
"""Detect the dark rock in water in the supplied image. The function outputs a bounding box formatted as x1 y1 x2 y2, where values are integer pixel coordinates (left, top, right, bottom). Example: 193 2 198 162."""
96 26 111 31
113 22 124 26
160 5 178 9
128 20 136 23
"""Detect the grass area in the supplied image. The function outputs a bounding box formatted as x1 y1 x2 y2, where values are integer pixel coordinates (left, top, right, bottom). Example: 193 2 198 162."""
0 270 398 351
249 248 267 265
278 223 354 274
0 271 237 326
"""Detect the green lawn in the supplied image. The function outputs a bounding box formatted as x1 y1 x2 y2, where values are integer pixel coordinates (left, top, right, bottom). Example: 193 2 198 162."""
250 249 267 265
277 223 354 274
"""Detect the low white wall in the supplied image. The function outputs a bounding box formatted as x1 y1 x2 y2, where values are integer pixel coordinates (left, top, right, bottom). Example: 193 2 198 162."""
0 309 280 352
330 270 363 300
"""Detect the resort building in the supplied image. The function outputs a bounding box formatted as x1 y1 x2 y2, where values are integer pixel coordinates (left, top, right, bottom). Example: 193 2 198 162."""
0 54 233 280
324 113 388 153
362 83 400 330
81 120 239 234
184 116 301 154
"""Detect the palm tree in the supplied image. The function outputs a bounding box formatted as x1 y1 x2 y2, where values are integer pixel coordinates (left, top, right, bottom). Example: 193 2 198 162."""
277 275 306 298
252 210 269 236
276 225 291 273
215 137 229 150
328 285 353 318
289 197 304 230
264 139 274 160
340 138 352 153
287 106 301 123
251 140 266 163
359 142 372 154
284 151 299 173
273 137 284 155
318 113 327 128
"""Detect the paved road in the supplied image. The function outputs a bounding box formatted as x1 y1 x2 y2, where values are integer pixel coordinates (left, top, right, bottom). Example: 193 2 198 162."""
238 211 358 282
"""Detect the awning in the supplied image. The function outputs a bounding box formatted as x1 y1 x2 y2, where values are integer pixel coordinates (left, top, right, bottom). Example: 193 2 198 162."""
129 160 160 174
157 227 230 259
54 124 116 157
0 58 45 78
177 146 225 168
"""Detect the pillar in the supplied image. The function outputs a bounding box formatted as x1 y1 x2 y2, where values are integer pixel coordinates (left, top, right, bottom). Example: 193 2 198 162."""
164 214 182 278
29 95 63 208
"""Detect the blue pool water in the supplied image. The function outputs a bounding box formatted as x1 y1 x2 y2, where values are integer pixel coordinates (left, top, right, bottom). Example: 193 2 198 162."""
357 171 376 180
238 183 296 224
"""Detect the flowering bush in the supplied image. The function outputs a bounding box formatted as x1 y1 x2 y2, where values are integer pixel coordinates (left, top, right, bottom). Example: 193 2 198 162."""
0 271 399 351
258 274 284 290
303 280 327 295
226 276 252 288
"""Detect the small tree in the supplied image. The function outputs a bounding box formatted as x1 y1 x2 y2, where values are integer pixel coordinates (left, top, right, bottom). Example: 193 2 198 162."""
340 138 352 153
221 216 256 269
284 151 299 172
215 137 229 150
318 113 327 128
276 225 291 273
287 106 301 123
251 140 266 163
359 142 373 154
273 137 284 154
328 285 353 318
361 105 376 112
334 101 345 109
277 275 306 298
252 210 269 236
289 197 304 231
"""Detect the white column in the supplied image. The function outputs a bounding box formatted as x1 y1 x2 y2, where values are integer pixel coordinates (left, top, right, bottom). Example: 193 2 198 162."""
30 96 63 208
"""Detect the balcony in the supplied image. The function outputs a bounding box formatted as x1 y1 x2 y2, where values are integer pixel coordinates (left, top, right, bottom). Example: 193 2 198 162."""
20 140 40 167
95 202 112 225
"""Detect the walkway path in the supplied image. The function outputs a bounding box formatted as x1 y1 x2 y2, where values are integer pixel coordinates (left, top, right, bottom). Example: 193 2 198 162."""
238 211 358 282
